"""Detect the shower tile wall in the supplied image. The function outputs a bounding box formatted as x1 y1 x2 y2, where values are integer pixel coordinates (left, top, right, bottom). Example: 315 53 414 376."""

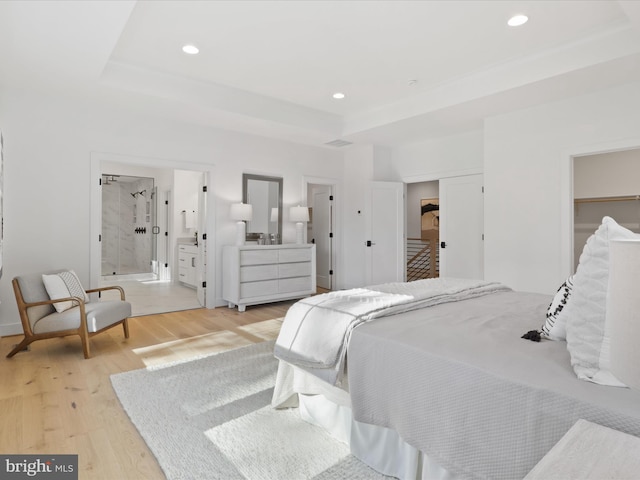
102 178 154 276
132 178 153 273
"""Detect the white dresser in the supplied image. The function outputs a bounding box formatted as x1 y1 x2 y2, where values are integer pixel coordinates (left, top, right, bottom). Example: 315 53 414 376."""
178 243 198 288
223 244 316 312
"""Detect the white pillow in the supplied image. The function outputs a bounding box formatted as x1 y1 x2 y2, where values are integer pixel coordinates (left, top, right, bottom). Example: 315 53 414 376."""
565 216 636 387
541 275 574 340
42 270 90 313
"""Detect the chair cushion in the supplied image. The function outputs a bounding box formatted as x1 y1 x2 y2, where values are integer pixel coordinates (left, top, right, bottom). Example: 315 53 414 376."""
32 300 131 335
85 300 131 333
32 307 83 333
15 271 61 325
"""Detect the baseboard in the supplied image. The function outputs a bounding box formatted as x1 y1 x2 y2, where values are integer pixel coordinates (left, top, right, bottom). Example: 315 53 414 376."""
0 323 22 338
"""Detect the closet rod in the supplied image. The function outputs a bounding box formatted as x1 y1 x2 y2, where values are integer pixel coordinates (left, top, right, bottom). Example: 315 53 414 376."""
574 195 640 204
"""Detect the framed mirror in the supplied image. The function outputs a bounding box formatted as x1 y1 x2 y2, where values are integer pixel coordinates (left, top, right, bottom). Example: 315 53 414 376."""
243 173 283 242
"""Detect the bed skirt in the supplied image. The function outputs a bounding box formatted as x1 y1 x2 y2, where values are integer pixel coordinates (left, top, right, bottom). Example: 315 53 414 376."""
299 393 458 480
273 360 456 479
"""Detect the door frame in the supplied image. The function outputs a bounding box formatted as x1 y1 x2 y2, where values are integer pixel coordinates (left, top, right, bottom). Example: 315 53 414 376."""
303 175 341 290
90 152 216 309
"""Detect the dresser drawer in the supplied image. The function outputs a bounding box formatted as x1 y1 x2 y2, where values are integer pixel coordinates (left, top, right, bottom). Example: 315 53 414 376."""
279 276 312 294
179 244 198 254
240 249 279 266
240 264 278 282
240 280 278 298
279 248 312 263
278 262 312 279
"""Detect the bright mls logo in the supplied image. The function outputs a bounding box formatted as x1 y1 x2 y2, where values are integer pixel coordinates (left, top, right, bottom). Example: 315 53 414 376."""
1 455 77 479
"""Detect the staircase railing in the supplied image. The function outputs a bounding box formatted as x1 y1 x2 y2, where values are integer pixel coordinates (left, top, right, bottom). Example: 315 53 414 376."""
406 237 439 281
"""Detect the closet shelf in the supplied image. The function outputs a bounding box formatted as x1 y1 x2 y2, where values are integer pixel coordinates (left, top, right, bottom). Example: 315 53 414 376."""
574 195 640 204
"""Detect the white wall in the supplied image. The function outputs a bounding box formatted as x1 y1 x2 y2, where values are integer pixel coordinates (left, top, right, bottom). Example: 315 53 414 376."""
392 130 484 182
173 169 201 241
0 86 343 335
484 81 640 294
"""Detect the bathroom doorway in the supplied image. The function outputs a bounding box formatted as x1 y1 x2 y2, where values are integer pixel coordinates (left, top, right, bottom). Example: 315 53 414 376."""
101 174 157 276
90 153 216 315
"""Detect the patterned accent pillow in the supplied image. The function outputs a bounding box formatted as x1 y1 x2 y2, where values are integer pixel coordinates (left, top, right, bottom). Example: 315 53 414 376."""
541 275 574 340
42 270 90 313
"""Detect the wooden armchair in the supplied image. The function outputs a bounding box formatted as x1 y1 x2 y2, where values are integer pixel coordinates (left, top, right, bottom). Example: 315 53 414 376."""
8 271 131 359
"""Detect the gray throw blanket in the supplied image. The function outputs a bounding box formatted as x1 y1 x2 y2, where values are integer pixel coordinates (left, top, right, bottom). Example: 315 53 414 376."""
274 277 511 386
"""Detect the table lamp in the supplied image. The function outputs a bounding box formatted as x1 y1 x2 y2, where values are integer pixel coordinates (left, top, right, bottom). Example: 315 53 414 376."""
289 205 309 244
230 202 253 246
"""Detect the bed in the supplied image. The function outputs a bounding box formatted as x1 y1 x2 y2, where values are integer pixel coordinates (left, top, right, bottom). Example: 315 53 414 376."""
271 276 640 479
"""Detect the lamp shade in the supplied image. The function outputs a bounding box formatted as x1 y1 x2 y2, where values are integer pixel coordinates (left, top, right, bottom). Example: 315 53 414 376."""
289 206 309 223
270 207 279 222
608 239 640 390
230 202 253 221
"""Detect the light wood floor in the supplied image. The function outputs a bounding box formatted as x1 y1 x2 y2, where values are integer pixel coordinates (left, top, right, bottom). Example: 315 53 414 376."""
0 301 294 479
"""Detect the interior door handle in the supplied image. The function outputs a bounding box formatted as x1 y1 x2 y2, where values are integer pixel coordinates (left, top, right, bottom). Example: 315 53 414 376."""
366 240 376 247
440 241 446 248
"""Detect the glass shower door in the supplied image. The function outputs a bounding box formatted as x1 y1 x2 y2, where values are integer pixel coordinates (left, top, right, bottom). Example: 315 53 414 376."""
101 174 155 276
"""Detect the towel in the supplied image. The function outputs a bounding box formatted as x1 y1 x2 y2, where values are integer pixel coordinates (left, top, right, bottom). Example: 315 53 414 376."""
184 210 197 229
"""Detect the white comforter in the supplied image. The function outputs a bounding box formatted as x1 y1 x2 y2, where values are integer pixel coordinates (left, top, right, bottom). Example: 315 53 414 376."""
273 277 510 386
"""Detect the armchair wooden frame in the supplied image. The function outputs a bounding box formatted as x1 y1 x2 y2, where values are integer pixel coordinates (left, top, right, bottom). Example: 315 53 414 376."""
8 279 130 359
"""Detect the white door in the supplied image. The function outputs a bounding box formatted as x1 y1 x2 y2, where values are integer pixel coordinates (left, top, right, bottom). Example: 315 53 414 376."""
196 173 207 306
439 174 484 279
311 186 333 290
366 181 405 284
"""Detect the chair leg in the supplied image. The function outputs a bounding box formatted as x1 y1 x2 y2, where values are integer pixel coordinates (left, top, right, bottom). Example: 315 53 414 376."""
80 332 91 359
6 337 33 358
122 318 130 339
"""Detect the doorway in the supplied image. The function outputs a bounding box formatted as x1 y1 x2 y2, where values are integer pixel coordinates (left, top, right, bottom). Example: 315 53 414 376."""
90 153 216 316
305 177 340 292
406 181 440 281
403 174 484 282
308 184 333 290
573 148 640 271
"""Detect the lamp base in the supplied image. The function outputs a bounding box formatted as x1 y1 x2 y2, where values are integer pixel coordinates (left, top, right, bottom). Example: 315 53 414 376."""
295 222 304 244
236 221 246 246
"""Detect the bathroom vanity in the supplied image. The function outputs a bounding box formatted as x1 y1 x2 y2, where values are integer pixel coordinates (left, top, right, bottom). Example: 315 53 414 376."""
178 243 198 288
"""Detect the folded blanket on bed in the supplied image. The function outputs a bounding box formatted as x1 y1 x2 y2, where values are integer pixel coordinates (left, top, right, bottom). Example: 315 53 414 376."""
273 277 511 386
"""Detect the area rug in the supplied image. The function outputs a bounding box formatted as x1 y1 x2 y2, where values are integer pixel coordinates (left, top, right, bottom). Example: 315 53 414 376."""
111 340 388 479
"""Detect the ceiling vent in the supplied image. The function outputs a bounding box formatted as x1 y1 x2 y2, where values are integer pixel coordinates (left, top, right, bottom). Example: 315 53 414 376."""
324 139 353 148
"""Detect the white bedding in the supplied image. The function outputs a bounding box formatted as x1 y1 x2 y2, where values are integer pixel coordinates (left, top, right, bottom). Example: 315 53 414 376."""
273 278 510 386
273 290 640 480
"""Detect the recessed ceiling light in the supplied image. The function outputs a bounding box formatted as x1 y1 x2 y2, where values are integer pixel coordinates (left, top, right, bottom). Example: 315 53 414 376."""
332 92 345 99
182 44 199 55
508 14 528 27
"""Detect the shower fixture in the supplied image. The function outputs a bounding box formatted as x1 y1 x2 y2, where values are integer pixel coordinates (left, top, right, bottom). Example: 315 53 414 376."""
130 190 147 198
101 175 119 185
